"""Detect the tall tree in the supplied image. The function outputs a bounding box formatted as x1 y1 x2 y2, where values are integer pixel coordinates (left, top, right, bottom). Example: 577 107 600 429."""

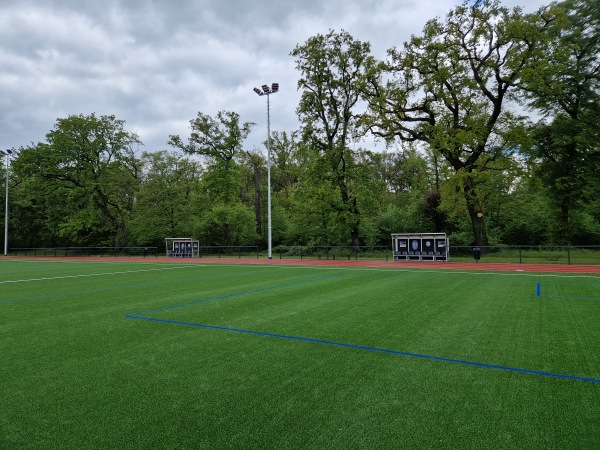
269 131 300 206
169 110 254 204
291 30 372 246
15 114 141 247
129 151 202 247
521 0 600 243
363 0 550 246
238 150 265 237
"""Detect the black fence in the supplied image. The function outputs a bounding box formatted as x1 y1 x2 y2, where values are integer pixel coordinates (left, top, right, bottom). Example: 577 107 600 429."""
8 247 159 258
451 245 600 265
197 246 259 258
273 246 390 261
6 245 600 265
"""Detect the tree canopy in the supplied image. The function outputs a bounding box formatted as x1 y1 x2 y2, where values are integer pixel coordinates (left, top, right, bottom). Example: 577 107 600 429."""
3 0 599 251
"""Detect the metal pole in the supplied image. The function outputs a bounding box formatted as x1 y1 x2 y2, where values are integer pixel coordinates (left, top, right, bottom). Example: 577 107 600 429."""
3 151 9 256
253 83 278 260
266 93 272 259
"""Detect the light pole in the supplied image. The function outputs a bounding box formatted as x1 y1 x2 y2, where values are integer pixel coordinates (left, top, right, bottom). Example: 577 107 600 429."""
1 149 13 256
253 83 279 259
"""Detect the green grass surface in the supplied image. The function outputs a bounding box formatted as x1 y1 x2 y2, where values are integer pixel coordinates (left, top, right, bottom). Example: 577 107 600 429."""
1 260 599 449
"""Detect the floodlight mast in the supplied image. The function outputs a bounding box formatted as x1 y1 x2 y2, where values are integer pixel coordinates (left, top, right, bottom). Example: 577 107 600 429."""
253 83 279 259
1 150 13 256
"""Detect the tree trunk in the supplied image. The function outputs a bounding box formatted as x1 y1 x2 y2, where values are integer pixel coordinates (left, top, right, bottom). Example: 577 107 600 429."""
557 201 571 245
338 175 361 247
463 179 489 248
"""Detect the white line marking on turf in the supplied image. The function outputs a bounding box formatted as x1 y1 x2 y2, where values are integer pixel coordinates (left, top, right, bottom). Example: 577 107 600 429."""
193 262 600 280
0 266 204 284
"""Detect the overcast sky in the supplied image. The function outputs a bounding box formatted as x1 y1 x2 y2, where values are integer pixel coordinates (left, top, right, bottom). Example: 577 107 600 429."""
1 0 549 155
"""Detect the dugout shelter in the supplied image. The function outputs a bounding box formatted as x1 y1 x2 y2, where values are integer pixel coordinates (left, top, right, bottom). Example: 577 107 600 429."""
165 238 199 258
391 233 449 261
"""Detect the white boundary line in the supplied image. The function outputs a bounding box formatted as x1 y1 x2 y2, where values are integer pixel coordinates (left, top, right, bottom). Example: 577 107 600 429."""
0 258 201 267
0 266 203 284
184 262 600 280
2 258 598 280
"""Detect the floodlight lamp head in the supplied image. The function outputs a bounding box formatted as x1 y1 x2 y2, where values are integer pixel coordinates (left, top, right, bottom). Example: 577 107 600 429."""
271 83 279 92
253 87 263 96
261 84 270 93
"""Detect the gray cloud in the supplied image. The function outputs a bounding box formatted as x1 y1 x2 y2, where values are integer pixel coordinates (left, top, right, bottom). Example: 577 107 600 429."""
0 0 549 153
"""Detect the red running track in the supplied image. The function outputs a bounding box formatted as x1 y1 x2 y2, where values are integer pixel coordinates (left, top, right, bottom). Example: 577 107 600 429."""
6 256 600 274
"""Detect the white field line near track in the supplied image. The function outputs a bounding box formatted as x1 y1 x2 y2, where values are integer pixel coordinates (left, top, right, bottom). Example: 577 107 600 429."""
201 262 600 280
0 266 203 284
1 258 200 266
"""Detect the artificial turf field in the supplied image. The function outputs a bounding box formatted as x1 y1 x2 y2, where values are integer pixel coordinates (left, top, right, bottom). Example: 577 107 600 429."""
0 259 598 449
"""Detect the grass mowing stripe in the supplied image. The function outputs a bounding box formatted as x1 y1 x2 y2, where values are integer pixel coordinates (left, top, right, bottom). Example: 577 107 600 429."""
126 271 599 385
199 262 600 279
126 315 600 384
0 266 199 284
0 270 261 304
2 261 598 448
536 281 600 300
541 295 600 300
131 273 345 315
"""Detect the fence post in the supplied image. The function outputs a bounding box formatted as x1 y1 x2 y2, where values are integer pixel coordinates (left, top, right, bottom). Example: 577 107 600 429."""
519 247 522 264
568 246 571 265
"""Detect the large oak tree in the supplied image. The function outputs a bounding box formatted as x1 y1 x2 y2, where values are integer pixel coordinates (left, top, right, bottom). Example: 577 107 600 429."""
291 30 371 246
363 0 551 246
15 114 141 247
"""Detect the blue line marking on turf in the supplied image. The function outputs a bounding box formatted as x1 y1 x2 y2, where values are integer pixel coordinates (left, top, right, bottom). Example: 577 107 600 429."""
125 315 600 384
125 276 600 385
536 283 541 297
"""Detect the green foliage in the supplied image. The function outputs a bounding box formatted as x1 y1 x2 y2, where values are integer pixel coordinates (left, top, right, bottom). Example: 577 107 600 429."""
519 0 600 243
195 203 258 246
269 131 301 208
494 185 553 245
169 110 254 163
363 0 552 246
292 30 372 245
12 114 142 247
5 2 600 249
129 151 202 247
362 202 433 247
369 147 431 195
169 110 254 204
